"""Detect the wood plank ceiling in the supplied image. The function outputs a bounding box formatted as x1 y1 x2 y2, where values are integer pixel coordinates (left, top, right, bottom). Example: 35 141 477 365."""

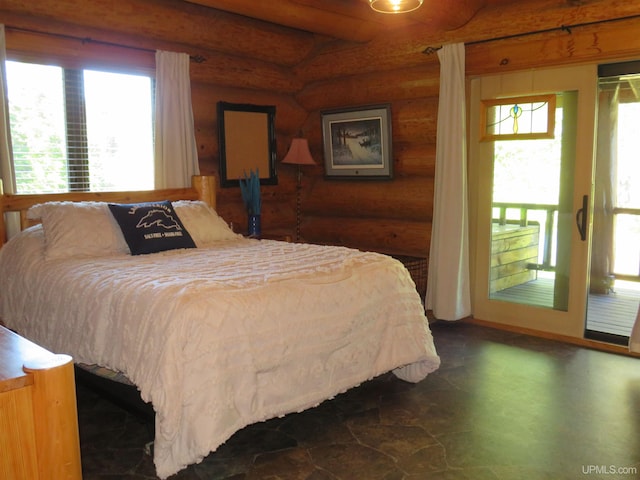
183 0 495 43
177 0 640 71
3 0 640 76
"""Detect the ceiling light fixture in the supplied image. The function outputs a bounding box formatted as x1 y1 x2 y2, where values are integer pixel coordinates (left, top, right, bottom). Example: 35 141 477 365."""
369 0 423 14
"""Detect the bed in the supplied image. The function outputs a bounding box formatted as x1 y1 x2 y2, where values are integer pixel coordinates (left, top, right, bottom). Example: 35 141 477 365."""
0 175 440 479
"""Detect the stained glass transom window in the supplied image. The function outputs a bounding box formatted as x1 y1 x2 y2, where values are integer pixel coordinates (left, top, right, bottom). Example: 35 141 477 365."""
480 94 556 141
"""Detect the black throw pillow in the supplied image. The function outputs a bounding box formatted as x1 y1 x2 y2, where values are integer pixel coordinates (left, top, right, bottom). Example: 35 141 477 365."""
108 200 196 255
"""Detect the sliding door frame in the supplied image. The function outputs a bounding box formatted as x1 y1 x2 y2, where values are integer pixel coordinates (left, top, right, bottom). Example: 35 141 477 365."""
468 64 598 339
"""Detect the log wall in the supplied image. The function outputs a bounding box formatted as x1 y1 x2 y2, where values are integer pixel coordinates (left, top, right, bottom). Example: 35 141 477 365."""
2 0 640 257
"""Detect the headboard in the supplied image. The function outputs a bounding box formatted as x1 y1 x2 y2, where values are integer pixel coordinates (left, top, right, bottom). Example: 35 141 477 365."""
0 175 217 247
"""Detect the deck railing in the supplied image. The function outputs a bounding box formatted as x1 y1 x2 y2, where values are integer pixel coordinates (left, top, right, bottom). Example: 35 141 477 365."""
612 207 640 282
493 202 558 271
493 202 640 282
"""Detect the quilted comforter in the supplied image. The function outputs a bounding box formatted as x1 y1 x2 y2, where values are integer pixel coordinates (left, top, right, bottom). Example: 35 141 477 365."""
0 225 440 478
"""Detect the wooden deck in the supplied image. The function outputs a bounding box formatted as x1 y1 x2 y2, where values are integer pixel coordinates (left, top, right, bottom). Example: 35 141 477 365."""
490 274 640 339
586 280 640 337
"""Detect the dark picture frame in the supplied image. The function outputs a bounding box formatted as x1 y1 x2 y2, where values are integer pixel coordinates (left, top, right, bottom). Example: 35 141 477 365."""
218 102 278 187
321 104 392 179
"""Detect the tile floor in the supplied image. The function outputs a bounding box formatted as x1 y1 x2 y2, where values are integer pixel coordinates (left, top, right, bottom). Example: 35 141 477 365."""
77 322 640 479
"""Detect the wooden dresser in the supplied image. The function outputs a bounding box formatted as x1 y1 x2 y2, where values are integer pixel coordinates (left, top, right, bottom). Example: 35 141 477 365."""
0 325 82 479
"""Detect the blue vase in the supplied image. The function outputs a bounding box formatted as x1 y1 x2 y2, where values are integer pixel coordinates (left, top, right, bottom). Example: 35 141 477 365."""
248 214 261 237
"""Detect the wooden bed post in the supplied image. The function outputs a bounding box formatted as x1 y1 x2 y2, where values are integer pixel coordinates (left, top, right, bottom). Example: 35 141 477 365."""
23 355 83 480
192 175 217 210
0 327 82 480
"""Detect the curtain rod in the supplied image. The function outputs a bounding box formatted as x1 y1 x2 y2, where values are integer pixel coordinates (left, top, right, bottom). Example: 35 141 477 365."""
5 26 206 63
422 13 640 55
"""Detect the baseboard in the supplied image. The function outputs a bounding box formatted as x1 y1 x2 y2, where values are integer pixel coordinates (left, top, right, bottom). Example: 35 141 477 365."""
464 317 640 358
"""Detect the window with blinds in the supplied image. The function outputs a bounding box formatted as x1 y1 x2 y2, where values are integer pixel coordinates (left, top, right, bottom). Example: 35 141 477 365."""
6 60 154 193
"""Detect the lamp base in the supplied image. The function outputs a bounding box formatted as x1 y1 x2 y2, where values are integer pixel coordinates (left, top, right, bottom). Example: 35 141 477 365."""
248 214 261 238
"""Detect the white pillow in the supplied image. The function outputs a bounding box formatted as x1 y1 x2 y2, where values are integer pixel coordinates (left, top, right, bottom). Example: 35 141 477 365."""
172 201 239 246
27 202 130 259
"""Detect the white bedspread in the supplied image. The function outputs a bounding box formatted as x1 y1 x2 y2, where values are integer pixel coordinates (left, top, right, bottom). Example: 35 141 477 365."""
0 226 440 478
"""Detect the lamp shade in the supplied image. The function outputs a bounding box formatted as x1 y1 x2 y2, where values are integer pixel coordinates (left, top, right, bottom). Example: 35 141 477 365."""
282 138 316 165
369 0 423 14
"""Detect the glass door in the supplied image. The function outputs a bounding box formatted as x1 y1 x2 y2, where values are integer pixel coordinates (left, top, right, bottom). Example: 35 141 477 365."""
469 65 597 339
586 61 640 344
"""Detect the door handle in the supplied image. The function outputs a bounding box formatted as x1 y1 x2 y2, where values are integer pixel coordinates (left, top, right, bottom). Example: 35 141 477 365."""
576 194 588 241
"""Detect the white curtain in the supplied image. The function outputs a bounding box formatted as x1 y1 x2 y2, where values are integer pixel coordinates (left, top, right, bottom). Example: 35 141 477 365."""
590 88 618 294
425 43 471 320
154 50 200 188
0 25 13 193
0 25 19 239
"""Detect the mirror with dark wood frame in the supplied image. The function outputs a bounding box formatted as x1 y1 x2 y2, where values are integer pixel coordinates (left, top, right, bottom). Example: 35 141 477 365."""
217 102 278 187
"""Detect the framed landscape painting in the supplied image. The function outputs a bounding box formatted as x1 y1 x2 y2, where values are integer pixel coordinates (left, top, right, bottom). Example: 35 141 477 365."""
321 104 392 179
